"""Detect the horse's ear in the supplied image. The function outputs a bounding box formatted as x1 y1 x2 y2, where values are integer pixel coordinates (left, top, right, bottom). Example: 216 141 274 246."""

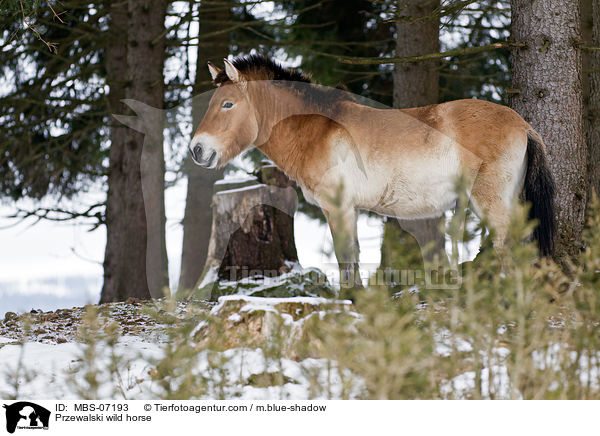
223 58 243 83
207 61 222 82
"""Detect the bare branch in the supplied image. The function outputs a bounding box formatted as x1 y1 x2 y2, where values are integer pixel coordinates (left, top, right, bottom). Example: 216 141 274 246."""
322 42 527 65
6 202 105 231
19 0 58 53
46 0 65 23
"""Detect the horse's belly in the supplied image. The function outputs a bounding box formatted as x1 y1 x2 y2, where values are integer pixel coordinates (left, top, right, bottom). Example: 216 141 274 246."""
360 153 461 219
318 134 464 219
391 185 457 219
365 182 457 219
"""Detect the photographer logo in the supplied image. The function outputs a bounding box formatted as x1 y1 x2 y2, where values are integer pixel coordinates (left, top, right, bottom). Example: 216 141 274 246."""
2 402 50 433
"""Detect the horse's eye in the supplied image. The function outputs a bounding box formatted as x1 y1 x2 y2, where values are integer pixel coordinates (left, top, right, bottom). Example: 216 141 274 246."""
222 101 233 109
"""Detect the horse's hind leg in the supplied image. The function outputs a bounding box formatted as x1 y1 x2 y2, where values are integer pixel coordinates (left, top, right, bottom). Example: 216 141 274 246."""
470 187 511 254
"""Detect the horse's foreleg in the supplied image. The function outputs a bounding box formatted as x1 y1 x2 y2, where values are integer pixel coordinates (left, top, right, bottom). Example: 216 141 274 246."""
324 207 363 293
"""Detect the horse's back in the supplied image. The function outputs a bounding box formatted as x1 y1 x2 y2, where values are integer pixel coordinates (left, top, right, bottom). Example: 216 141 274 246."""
400 99 530 162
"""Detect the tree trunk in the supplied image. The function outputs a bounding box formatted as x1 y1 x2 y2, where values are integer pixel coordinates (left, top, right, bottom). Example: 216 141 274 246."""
198 165 298 297
101 2 132 302
101 0 152 302
178 0 230 292
392 0 440 109
100 0 169 302
380 0 445 274
586 0 600 201
510 0 587 260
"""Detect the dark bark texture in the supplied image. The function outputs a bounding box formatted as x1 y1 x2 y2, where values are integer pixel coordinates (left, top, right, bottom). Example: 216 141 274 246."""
100 0 169 302
380 0 445 272
203 165 298 284
510 0 587 260
585 0 600 202
178 0 230 292
392 0 440 108
217 202 298 281
102 0 135 302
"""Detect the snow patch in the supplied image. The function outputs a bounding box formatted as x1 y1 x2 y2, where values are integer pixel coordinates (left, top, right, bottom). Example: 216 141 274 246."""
215 184 266 195
0 339 363 399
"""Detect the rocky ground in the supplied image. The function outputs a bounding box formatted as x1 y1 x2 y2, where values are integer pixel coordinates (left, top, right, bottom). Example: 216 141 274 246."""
0 298 206 347
0 292 361 399
0 264 340 348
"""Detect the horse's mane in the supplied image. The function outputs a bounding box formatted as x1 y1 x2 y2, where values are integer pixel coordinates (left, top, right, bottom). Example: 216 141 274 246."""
215 55 354 112
214 55 311 85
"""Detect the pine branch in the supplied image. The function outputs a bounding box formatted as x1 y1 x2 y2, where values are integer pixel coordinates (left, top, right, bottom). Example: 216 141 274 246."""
329 42 526 65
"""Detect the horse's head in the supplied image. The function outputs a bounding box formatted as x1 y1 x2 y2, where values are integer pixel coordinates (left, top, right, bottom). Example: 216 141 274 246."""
189 59 259 169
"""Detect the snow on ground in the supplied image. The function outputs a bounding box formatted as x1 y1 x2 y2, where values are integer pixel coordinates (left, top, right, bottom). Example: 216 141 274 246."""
0 337 362 400
0 297 364 400
210 294 352 314
3 295 596 400
440 364 513 400
0 335 161 399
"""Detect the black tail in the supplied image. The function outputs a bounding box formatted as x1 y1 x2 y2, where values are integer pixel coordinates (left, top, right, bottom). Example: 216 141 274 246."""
524 131 557 257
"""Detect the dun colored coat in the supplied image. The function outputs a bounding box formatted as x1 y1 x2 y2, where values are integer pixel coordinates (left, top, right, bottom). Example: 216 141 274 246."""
190 55 556 287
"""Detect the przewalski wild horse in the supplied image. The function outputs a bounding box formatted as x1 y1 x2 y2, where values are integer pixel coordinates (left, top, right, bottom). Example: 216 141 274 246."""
189 55 556 289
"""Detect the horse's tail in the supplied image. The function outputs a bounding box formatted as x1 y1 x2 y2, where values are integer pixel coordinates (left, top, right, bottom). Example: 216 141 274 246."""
524 129 556 257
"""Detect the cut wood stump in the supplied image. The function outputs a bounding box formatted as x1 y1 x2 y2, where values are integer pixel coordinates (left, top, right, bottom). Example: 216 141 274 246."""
195 163 299 298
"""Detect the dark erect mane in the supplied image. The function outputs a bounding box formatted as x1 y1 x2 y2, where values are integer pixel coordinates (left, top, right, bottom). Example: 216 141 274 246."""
214 54 312 85
215 54 354 111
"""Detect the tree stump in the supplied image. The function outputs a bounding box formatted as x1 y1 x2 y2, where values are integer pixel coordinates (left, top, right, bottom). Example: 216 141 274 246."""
199 164 299 291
